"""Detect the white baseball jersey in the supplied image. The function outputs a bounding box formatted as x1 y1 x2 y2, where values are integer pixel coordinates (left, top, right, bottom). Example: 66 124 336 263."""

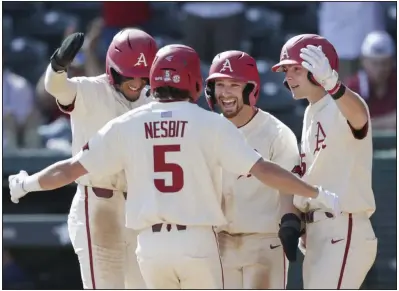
78 101 262 230
59 73 151 190
220 109 300 234
293 95 376 216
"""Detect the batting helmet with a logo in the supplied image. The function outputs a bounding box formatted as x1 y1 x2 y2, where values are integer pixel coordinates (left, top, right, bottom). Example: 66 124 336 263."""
272 34 339 88
106 28 158 85
205 50 260 110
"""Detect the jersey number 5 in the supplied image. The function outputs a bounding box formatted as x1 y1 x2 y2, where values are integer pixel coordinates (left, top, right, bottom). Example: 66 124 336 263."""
292 153 307 177
153 145 184 193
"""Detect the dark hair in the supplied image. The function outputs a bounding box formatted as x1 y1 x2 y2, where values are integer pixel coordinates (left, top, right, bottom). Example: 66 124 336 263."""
153 86 192 101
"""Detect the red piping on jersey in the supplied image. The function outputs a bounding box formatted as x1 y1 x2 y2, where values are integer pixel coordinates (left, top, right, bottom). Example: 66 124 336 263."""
237 107 259 129
84 186 97 289
212 228 225 289
337 214 353 289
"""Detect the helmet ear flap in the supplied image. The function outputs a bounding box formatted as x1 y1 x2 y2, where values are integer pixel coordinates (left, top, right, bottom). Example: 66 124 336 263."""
243 84 254 105
205 81 216 110
110 68 122 85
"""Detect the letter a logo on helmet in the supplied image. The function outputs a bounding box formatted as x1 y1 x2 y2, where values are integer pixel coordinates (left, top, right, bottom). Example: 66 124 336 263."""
220 59 233 73
281 48 289 60
134 53 148 67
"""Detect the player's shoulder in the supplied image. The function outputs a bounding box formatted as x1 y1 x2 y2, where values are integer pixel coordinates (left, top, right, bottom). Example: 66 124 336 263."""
123 101 154 120
101 104 150 134
201 109 231 126
178 103 225 126
71 74 109 85
257 109 296 140
72 74 111 97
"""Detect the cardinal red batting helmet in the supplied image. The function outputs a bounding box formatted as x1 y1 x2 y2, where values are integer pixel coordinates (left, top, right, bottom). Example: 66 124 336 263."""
271 34 339 88
205 50 260 110
106 28 157 85
150 44 203 102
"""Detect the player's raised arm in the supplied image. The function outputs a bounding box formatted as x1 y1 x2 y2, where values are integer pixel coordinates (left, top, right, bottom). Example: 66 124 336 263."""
216 118 339 214
44 33 84 106
299 44 369 135
8 118 125 203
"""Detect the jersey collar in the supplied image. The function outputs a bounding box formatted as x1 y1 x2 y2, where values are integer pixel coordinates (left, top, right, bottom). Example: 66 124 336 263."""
238 107 261 133
308 94 332 115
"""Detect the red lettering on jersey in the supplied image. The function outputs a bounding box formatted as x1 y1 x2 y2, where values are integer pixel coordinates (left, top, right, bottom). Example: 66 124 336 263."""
169 120 176 137
314 122 327 154
292 153 306 177
154 121 161 138
160 121 168 137
145 122 154 139
145 121 188 139
180 121 187 137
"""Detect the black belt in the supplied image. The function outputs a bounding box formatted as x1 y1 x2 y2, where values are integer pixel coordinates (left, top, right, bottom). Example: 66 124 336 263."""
151 223 187 232
301 211 334 223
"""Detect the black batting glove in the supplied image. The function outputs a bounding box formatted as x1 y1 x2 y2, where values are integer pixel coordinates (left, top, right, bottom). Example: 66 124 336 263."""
278 213 302 262
50 32 85 72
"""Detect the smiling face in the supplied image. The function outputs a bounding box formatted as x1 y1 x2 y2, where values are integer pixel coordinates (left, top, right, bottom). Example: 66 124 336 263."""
117 77 147 102
214 78 247 118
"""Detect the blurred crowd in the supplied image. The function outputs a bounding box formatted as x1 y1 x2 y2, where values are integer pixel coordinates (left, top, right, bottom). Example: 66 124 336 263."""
3 2 397 152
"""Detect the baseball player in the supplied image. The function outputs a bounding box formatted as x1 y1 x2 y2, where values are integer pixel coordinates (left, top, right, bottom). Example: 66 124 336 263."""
271 34 377 289
41 28 157 289
205 50 301 289
10 44 340 290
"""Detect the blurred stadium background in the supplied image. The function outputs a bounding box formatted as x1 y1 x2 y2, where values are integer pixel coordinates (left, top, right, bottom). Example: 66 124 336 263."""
2 1 397 289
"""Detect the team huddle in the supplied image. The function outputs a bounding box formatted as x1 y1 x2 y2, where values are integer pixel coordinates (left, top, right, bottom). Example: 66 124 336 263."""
9 28 377 289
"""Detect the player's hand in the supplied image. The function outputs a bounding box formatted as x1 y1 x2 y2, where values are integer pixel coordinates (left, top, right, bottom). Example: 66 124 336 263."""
50 32 85 72
278 213 302 262
300 45 339 91
315 186 341 217
8 171 30 204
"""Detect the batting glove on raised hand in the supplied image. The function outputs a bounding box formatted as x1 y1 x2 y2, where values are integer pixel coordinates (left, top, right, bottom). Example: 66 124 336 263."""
314 186 341 217
8 171 30 204
278 213 303 262
50 32 85 72
300 45 339 91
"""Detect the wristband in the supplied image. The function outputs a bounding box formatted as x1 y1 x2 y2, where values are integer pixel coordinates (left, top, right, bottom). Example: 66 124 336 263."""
23 175 43 192
328 81 346 100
